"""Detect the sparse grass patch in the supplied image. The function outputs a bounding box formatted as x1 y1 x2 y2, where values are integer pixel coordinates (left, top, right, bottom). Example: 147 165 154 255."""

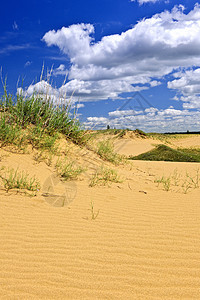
154 176 171 191
55 159 85 180
0 166 40 194
97 140 125 165
154 168 200 194
89 165 122 187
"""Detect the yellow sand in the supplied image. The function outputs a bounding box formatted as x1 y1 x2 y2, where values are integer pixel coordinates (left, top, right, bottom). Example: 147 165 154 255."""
1 135 200 299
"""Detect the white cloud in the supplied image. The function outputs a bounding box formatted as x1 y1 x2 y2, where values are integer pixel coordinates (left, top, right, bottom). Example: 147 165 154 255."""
43 4 200 72
168 68 200 108
149 80 161 87
59 78 148 102
13 21 18 30
0 44 30 55
109 109 142 118
41 4 200 103
20 4 200 131
17 80 73 106
76 103 84 109
53 64 68 76
85 107 200 132
131 0 161 5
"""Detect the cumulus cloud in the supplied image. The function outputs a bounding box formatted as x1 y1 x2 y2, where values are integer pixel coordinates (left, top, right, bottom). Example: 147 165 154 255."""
19 4 200 131
168 68 200 108
85 107 200 132
43 4 200 76
41 4 200 104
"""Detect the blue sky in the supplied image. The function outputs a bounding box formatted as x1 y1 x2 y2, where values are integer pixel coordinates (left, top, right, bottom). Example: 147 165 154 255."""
1 0 200 132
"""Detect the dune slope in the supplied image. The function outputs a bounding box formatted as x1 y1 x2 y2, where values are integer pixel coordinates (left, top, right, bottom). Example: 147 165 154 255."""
1 135 200 299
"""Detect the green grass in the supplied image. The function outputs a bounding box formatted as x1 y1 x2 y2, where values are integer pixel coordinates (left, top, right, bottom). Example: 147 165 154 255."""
0 166 40 194
0 114 26 148
129 144 200 162
0 85 84 151
89 165 122 187
55 159 85 180
90 200 99 220
97 140 125 165
154 168 199 194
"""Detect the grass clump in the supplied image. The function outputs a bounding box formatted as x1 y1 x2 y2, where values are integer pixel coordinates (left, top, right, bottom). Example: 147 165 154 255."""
129 144 200 162
55 159 85 180
0 115 25 149
89 165 122 187
0 166 40 194
28 125 59 153
0 84 84 150
97 140 124 165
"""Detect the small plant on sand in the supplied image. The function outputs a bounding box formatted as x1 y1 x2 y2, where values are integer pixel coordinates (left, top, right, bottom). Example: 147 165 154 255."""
171 169 180 186
90 200 99 220
181 181 192 194
90 165 122 187
185 169 199 189
154 176 171 191
162 177 171 191
0 166 40 194
97 140 124 165
55 159 85 180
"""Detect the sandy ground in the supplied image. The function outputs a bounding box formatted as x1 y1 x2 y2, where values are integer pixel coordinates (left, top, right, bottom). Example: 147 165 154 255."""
1 135 200 299
114 138 160 156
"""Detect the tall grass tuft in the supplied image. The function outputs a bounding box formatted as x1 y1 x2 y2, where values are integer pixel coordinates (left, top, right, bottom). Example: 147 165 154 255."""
0 83 84 149
0 166 40 194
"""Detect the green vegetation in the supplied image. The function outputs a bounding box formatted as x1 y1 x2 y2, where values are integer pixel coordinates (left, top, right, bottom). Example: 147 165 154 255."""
97 140 124 165
0 166 40 194
0 84 83 151
90 165 122 187
90 200 99 220
154 176 171 191
0 114 26 148
154 168 199 194
55 159 85 180
129 144 200 162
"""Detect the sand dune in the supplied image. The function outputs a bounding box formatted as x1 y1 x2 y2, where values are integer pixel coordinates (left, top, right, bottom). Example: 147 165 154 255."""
114 138 160 157
1 135 200 299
